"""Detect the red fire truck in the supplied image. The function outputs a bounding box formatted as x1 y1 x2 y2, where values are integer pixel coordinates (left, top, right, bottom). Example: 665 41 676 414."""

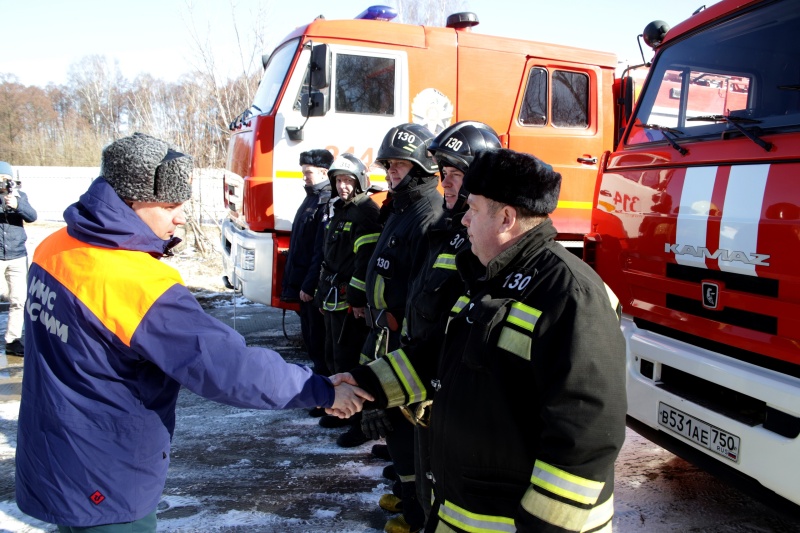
586 0 800 508
220 6 619 308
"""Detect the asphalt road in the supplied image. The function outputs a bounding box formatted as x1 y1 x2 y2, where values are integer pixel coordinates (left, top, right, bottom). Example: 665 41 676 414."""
1 295 799 532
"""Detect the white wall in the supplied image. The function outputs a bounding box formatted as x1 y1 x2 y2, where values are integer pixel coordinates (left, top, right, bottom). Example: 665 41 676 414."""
12 167 227 224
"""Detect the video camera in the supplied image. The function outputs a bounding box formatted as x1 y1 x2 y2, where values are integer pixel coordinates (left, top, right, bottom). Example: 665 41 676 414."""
1 178 17 209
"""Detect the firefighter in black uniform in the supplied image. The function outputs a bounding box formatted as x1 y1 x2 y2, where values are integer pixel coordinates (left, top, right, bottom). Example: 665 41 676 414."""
425 149 626 533
281 149 333 391
346 122 502 528
314 153 382 435
352 123 443 533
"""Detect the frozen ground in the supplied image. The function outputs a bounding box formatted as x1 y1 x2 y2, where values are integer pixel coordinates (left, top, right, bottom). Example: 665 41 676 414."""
0 223 798 532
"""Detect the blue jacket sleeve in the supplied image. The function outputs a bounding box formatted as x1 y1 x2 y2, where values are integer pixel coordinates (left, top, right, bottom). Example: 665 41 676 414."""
132 284 335 410
16 191 38 223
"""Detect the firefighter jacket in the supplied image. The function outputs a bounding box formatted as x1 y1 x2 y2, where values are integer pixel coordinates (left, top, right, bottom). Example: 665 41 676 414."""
281 181 331 301
0 190 37 260
427 219 627 533
351 210 467 408
363 176 442 336
15 178 336 527
314 192 381 311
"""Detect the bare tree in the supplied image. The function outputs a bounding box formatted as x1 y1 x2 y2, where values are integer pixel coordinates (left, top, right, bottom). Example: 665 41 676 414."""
180 0 271 167
67 55 127 141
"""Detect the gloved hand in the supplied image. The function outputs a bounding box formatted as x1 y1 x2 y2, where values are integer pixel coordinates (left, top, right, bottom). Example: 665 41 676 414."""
361 408 394 440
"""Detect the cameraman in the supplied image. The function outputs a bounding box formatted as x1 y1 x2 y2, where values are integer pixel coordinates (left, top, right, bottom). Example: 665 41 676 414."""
0 161 37 357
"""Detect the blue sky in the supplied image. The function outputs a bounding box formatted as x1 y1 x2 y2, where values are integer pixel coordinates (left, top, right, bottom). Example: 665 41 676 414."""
1 0 719 87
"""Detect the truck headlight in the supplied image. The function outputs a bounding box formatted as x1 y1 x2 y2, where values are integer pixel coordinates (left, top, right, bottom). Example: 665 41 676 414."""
236 247 256 271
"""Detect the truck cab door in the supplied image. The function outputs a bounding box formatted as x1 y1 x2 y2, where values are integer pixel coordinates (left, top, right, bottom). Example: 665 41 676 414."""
507 61 612 240
271 43 409 230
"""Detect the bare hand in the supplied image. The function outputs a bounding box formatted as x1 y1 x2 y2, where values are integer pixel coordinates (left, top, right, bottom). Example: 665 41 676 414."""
299 290 313 303
328 372 358 387
352 306 365 319
5 195 17 209
327 382 373 418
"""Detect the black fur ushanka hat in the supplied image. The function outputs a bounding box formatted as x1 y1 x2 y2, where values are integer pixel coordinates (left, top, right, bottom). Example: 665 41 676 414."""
463 148 562 215
299 149 334 169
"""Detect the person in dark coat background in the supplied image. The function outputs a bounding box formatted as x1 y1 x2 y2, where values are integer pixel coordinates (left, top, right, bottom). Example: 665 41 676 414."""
0 160 37 357
281 149 334 403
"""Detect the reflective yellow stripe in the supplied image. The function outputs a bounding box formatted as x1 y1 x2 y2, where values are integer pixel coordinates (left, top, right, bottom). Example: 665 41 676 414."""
497 327 531 360
522 489 614 532
343 221 352 231
359 352 372 365
386 348 427 405
369 357 406 406
401 317 408 338
275 170 302 178
451 295 470 314
373 275 387 309
439 500 516 533
506 302 540 332
557 200 593 210
399 473 416 483
354 232 379 253
447 295 471 334
531 461 604 505
433 253 457 270
349 276 366 292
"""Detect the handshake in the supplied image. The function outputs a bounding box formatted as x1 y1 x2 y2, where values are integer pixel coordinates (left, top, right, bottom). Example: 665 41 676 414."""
323 372 371 419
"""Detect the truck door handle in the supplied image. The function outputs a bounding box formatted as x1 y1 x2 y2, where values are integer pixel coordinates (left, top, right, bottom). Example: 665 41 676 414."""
577 156 598 165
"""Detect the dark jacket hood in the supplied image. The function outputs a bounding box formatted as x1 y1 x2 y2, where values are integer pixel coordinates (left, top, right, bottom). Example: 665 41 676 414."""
64 177 180 256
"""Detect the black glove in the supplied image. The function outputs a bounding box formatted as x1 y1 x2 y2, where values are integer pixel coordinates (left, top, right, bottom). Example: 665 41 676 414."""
361 409 394 440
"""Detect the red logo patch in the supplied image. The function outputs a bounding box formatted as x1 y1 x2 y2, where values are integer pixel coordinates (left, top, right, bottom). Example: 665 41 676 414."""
90 491 105 505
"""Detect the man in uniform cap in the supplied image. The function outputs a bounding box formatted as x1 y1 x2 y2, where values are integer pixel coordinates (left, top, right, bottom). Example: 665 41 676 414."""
282 149 335 406
15 133 371 532
422 148 626 533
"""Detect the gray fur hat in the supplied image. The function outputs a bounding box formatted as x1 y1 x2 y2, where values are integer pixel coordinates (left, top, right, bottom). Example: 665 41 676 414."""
299 149 334 169
101 133 193 203
463 148 561 215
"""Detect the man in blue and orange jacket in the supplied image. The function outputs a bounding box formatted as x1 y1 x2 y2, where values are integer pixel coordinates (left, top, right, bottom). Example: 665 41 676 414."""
14 133 372 531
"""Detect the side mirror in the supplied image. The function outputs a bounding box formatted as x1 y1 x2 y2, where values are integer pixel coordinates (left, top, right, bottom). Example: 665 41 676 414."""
310 44 331 89
300 91 329 118
261 53 270 70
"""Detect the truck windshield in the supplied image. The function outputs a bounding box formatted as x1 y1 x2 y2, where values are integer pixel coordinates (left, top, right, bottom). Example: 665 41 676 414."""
627 0 800 146
252 38 300 115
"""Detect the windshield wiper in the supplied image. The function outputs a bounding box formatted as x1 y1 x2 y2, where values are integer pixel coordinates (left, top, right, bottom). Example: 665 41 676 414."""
687 115 773 152
636 123 688 155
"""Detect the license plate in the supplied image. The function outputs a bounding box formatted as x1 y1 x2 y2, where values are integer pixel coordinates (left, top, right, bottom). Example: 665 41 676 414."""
658 402 740 463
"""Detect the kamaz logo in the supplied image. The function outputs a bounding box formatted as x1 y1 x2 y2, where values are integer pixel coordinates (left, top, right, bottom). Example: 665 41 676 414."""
665 244 770 266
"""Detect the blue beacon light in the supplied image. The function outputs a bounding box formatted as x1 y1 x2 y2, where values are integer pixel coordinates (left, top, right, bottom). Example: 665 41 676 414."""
356 5 398 21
